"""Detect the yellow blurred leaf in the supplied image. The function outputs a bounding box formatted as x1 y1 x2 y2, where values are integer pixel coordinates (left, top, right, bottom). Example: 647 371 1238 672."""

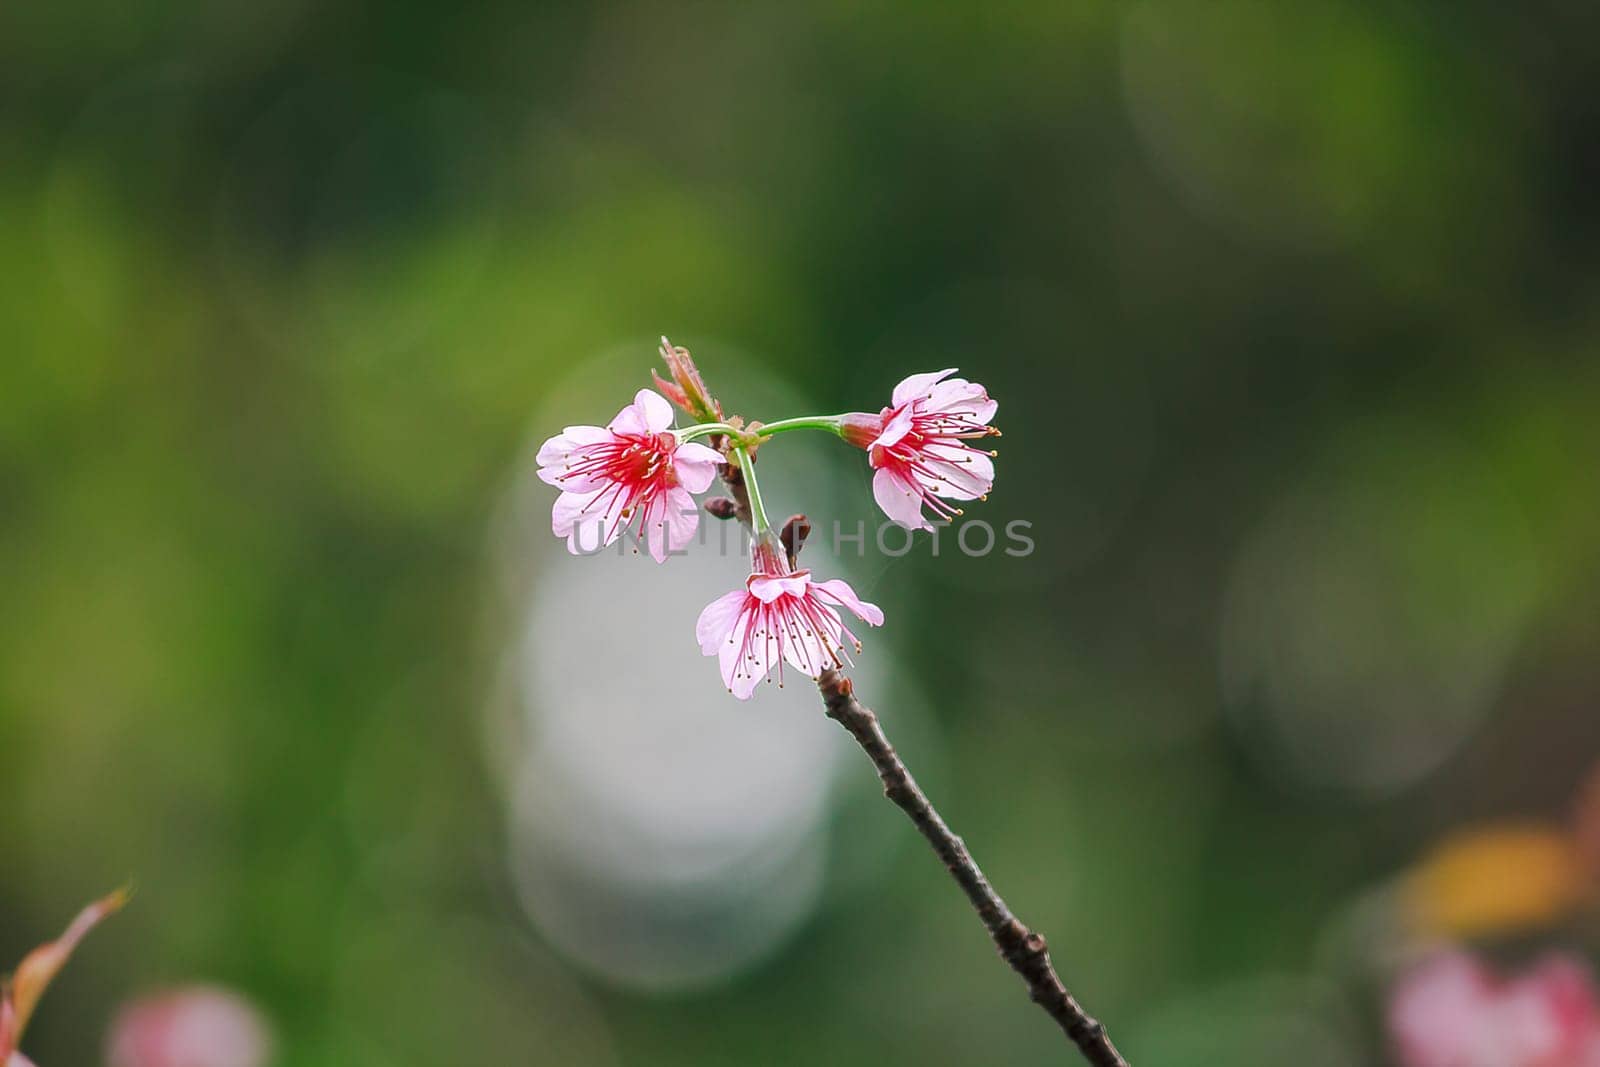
1406 824 1587 938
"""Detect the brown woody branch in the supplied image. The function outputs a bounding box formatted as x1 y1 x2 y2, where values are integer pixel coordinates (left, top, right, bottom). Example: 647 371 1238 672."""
706 458 1127 1062
673 331 1126 1062
816 670 1128 1066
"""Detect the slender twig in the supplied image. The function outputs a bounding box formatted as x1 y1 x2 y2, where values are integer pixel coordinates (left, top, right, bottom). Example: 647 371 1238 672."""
816 670 1128 1066
707 442 1127 1063
711 439 753 529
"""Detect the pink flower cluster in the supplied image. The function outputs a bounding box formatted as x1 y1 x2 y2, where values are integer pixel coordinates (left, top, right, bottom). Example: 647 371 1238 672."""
696 535 885 699
839 368 1000 532
536 351 999 699
1390 950 1600 1067
538 389 722 562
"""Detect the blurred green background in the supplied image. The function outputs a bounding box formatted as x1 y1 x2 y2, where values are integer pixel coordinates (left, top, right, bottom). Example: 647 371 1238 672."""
3 2 1600 1064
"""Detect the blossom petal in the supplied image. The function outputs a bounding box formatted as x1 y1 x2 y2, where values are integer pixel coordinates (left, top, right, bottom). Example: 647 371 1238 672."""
871 406 916 450
672 442 722 493
634 388 676 432
535 459 590 491
606 399 649 436
106 987 274 1067
966 393 999 425
553 488 625 553
662 487 700 555
1389 952 1489 1066
550 488 594 537
724 605 769 699
891 368 958 408
697 589 749 655
644 487 699 562
749 575 809 603
924 378 997 424
916 443 994 500
638 493 669 563
535 426 613 491
873 467 933 531
812 579 885 626
780 600 842 678
541 423 610 456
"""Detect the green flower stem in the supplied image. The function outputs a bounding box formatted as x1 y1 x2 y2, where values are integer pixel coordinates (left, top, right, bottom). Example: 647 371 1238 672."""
755 414 846 438
680 416 844 442
676 421 740 441
732 446 772 534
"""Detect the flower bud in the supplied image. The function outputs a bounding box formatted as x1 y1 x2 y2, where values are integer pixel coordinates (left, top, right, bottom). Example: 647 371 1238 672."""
654 337 724 423
780 514 812 566
1 888 127 1066
837 412 885 450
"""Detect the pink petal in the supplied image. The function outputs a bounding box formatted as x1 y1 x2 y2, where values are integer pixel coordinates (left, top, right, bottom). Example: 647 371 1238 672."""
914 443 994 500
550 489 594 537
639 493 670 563
697 589 749 655
606 400 650 437
749 575 809 603
812 579 885 626
536 430 610 492
870 406 915 450
672 442 722 493
872 466 933 531
891 368 958 408
536 424 609 464
1495 981 1574 1063
634 388 676 433
722 607 767 699
643 487 700 562
1521 956 1600 1045
662 487 700 554
779 600 843 678
535 462 585 490
924 378 997 424
1388 952 1497 1066
553 489 623 554
106 986 273 1067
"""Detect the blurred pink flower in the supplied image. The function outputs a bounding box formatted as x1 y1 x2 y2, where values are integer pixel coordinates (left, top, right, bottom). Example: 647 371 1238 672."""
839 368 998 532
537 388 722 562
106 987 272 1067
697 535 883 699
1 889 127 1067
1389 949 1600 1067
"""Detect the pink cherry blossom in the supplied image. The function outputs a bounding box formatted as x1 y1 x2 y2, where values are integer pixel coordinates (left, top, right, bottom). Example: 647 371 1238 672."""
1388 949 1600 1067
106 986 273 1067
537 389 723 562
696 537 884 699
839 368 999 532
